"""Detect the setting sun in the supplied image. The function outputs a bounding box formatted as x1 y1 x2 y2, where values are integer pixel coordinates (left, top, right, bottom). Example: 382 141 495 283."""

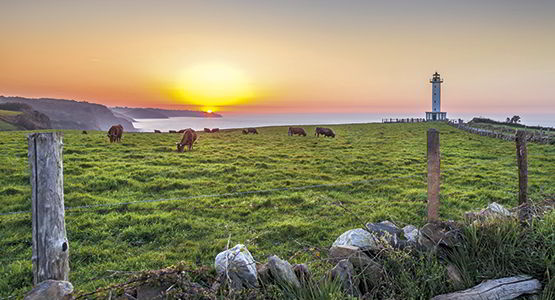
176 63 256 109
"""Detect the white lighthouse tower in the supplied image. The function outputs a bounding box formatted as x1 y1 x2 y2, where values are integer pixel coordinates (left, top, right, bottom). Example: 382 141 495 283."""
426 72 447 121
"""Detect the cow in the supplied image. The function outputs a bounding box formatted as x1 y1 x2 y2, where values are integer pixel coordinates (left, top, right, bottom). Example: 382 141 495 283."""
315 127 335 138
176 128 198 152
169 130 177 133
82 130 87 134
288 127 306 136
204 128 211 133
211 128 220 133
107 124 123 143
242 128 258 134
154 130 161 133
178 129 187 133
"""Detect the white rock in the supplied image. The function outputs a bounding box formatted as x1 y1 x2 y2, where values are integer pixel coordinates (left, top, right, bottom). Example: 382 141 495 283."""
215 244 258 289
487 202 512 217
332 228 378 249
403 225 420 243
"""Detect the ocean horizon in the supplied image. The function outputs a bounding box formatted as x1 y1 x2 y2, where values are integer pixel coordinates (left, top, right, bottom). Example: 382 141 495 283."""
133 112 555 132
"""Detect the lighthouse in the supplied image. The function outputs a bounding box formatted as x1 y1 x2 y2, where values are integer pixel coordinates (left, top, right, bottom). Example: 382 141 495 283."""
426 72 447 121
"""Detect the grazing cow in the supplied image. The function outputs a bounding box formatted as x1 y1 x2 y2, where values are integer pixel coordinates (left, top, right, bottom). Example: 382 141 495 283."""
169 130 177 133
288 127 307 136
107 124 123 143
315 127 335 138
82 130 87 134
154 130 161 133
176 129 198 152
178 129 187 133
243 128 258 134
204 128 211 133
211 128 220 133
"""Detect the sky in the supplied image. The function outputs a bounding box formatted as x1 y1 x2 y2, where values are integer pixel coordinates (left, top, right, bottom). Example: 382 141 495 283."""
1 1 554 114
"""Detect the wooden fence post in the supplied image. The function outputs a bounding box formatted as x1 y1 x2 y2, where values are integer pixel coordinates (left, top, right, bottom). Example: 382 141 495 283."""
28 132 69 284
516 130 528 204
427 129 440 222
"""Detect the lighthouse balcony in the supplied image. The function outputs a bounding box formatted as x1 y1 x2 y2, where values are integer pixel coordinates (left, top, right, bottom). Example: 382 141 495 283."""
426 112 447 122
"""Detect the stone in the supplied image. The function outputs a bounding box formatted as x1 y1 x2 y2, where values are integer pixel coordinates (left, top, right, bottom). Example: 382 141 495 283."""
446 263 464 288
366 220 402 247
330 259 360 297
293 264 311 283
214 244 258 290
24 280 73 300
267 255 301 288
256 263 272 285
137 284 168 300
332 228 379 249
465 202 514 223
329 245 382 282
403 225 420 243
419 222 460 251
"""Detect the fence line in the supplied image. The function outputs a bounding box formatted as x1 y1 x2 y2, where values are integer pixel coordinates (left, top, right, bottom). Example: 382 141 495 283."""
0 157 512 218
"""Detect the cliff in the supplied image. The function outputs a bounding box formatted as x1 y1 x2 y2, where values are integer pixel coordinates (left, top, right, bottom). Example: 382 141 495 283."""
0 96 136 131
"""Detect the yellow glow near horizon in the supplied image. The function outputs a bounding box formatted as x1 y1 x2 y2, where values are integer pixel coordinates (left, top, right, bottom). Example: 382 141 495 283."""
176 63 256 109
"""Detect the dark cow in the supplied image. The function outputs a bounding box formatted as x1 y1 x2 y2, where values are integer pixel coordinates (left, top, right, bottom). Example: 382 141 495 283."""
82 130 87 134
107 124 123 143
154 130 161 133
211 128 220 133
204 128 211 133
288 127 306 136
242 128 258 134
178 129 187 133
169 130 177 133
315 127 335 138
176 129 198 152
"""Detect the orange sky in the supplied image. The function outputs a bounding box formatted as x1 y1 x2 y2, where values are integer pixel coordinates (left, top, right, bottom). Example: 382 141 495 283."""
1 1 554 114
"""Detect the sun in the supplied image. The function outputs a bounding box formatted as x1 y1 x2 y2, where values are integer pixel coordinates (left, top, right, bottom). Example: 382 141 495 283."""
176 63 256 110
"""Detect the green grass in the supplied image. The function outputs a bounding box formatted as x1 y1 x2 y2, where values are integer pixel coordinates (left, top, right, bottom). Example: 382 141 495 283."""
0 109 23 116
0 119 18 130
1 122 554 297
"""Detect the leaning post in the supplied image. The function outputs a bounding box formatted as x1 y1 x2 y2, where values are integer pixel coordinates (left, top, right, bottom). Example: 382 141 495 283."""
28 132 69 284
427 128 440 222
515 130 528 204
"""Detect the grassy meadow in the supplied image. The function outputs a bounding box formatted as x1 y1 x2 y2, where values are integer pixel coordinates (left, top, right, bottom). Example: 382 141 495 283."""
1 122 554 297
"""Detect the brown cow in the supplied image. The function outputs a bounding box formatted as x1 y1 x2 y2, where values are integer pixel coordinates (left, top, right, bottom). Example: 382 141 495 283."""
243 128 258 134
178 129 187 133
169 130 177 133
154 130 161 133
288 127 306 136
176 129 198 152
204 128 211 133
315 127 335 138
211 128 220 133
107 124 123 143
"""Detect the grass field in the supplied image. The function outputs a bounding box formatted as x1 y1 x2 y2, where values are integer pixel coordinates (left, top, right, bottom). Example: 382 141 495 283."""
1 122 554 297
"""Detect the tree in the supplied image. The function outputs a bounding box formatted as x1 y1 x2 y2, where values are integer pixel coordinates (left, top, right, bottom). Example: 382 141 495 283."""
510 115 521 124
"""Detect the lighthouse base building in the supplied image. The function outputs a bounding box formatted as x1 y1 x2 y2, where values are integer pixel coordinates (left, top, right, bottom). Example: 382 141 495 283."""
426 111 447 121
426 72 447 121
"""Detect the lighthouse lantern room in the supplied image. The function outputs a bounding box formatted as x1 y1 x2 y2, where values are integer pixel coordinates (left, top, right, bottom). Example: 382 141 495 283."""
426 72 447 121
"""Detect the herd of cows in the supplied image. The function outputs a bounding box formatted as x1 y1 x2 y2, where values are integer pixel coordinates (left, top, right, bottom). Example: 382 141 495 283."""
106 124 336 152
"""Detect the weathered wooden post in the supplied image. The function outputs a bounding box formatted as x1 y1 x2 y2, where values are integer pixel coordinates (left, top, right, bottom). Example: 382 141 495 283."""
28 132 69 284
427 128 440 221
516 130 528 204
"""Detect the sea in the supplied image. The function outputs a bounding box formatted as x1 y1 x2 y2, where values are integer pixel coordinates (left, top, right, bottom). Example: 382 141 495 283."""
132 113 555 132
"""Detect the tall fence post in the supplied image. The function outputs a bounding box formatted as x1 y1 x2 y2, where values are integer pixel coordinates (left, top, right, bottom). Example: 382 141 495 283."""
515 130 528 204
28 132 69 284
427 128 440 222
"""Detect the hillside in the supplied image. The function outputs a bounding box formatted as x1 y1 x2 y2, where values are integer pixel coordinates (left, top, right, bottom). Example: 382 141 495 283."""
0 96 135 131
111 106 222 119
0 103 52 130
1 123 553 297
